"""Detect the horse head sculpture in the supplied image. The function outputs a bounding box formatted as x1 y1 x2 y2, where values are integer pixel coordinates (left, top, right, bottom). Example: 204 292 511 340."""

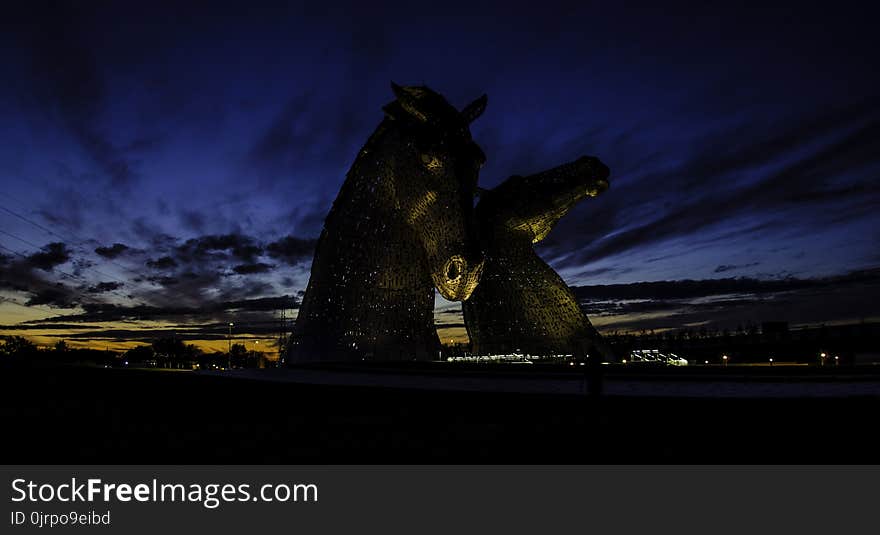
463 155 613 359
382 83 487 300
477 156 609 246
288 84 488 362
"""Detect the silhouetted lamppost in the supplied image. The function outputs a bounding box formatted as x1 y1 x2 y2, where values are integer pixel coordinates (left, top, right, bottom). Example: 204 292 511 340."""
228 322 234 370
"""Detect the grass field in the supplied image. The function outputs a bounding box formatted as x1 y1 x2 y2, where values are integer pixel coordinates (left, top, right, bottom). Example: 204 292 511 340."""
2 364 878 463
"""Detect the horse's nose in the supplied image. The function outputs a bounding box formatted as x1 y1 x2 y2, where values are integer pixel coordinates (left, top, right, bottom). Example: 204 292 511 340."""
442 255 467 288
446 257 463 283
436 255 484 301
590 177 610 196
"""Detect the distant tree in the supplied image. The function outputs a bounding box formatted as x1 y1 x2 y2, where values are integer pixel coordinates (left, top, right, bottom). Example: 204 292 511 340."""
182 343 201 360
147 337 203 368
152 337 185 358
125 345 155 364
229 343 248 367
180 343 201 368
1 336 37 357
54 340 69 353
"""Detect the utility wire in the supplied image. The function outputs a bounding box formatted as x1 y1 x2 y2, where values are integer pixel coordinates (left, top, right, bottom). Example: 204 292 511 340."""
0 241 138 306
0 228 129 287
0 198 152 283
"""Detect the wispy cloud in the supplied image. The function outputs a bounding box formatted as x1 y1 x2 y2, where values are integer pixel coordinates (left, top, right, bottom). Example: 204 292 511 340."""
545 99 880 274
573 268 880 332
13 3 145 188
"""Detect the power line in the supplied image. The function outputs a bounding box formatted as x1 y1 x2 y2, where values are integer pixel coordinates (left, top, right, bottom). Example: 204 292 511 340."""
0 228 129 287
0 204 74 243
0 197 163 307
0 199 152 283
0 242 89 285
0 242 137 306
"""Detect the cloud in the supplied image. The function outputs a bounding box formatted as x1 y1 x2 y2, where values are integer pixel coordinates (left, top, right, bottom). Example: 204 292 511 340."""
572 271 878 301
86 281 123 293
24 243 72 271
569 266 634 279
246 89 371 177
146 256 178 270
146 275 179 287
714 262 760 273
85 232 310 312
178 209 207 233
573 268 880 332
0 246 80 308
265 236 316 265
549 99 880 271
23 295 300 326
232 262 274 275
178 234 262 263
94 243 130 258
248 92 316 169
23 286 78 308
13 3 143 188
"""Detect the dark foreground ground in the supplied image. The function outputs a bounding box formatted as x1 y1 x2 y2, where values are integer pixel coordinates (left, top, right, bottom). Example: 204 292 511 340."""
2 364 879 463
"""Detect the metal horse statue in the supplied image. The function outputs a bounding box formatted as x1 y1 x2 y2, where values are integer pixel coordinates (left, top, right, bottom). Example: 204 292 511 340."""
288 84 488 363
462 156 613 359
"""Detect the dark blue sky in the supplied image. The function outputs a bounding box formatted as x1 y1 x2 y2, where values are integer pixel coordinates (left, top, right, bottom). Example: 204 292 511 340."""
1 1 878 348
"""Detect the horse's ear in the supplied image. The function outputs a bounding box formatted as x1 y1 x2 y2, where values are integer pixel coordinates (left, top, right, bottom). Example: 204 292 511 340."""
391 81 406 98
391 81 428 122
461 94 488 124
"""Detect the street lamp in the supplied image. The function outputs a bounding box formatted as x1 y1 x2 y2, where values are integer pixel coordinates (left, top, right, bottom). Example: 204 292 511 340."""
228 322 234 370
722 355 728 367
769 357 774 366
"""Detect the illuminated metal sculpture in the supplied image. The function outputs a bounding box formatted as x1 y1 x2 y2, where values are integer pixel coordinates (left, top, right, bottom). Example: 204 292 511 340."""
462 156 612 358
288 84 487 363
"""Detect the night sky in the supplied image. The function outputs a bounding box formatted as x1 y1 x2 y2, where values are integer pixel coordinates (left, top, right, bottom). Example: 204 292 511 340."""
1 1 878 352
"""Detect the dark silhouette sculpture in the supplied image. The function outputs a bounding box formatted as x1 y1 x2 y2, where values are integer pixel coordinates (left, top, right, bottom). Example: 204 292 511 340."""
462 156 612 359
288 84 487 363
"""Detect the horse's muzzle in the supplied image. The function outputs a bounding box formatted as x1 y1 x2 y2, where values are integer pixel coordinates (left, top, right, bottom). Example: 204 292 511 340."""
435 255 484 301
